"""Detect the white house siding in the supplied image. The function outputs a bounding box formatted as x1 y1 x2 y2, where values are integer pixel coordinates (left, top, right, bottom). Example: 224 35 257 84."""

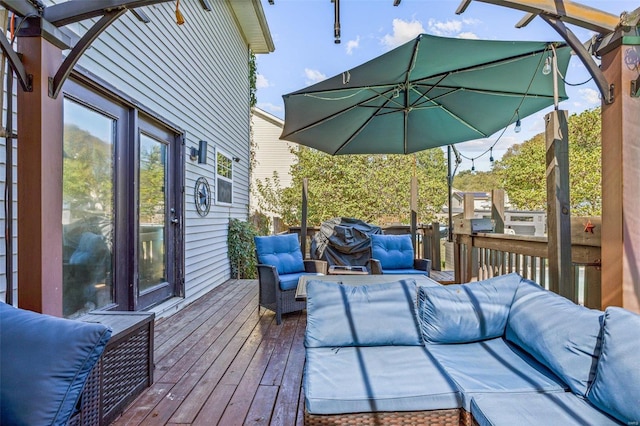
250 107 297 230
0 1 267 307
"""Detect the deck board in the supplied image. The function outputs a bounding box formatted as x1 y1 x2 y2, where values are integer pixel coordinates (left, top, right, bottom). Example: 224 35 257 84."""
112 280 305 426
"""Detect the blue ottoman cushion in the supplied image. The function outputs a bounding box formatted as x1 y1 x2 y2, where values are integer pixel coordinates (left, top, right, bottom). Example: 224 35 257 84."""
0 303 112 426
587 307 640 425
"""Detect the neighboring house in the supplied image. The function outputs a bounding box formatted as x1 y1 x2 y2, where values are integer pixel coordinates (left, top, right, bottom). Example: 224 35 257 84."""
250 107 298 233
0 1 273 318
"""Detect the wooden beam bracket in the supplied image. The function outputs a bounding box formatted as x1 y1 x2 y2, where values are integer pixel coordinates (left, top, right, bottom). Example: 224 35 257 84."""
0 35 32 91
48 9 126 99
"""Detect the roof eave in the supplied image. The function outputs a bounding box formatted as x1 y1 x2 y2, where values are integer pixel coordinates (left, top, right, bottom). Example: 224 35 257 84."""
228 0 275 54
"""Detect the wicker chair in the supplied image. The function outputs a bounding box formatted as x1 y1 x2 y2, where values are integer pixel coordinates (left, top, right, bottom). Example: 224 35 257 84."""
255 234 327 324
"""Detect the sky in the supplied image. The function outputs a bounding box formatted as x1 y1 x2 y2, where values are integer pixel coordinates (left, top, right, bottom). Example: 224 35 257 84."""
255 0 639 171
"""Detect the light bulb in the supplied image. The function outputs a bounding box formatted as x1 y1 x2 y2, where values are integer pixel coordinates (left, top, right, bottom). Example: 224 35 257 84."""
515 119 521 133
542 57 552 76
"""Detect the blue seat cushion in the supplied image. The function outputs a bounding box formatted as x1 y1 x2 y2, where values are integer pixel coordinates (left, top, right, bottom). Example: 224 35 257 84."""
505 279 603 396
0 303 112 426
587 307 640 425
255 234 305 275
426 338 567 410
371 234 414 270
279 271 321 291
305 346 460 414
305 279 422 347
418 273 521 344
471 393 623 426
381 268 427 275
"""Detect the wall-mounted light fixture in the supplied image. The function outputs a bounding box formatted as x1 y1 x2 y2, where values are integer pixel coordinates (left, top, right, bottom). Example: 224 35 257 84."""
232 156 241 163
189 140 208 164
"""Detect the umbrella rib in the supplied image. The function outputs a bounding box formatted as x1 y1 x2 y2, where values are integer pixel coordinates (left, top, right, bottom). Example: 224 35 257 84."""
334 98 394 155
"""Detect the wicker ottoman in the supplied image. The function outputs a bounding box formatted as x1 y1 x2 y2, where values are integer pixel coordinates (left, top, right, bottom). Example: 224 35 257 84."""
69 311 154 426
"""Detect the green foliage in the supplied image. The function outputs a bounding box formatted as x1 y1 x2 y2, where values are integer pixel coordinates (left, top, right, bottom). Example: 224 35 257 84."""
453 169 502 192
228 218 258 279
249 51 257 108
254 147 448 227
494 108 602 215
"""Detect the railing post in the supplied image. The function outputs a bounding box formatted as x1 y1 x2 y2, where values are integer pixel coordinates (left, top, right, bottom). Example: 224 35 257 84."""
546 110 574 300
431 222 441 271
492 189 505 234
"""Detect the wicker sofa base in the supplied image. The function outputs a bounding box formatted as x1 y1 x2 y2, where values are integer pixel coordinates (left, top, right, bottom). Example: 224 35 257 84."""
305 408 462 426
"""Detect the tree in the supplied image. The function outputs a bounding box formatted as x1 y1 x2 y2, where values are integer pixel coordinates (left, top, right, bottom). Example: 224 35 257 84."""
255 147 448 227
453 169 502 192
494 108 602 215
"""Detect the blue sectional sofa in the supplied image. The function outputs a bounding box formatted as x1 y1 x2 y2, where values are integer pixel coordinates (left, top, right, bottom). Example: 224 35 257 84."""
303 273 640 425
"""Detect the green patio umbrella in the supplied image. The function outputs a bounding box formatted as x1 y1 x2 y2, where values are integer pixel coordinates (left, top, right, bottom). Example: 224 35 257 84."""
280 34 571 154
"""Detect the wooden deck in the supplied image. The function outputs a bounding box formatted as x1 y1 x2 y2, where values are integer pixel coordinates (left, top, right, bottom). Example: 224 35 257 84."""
112 279 306 426
113 271 455 425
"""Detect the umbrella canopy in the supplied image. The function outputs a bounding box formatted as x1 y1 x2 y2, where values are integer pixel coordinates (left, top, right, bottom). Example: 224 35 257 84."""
281 34 571 155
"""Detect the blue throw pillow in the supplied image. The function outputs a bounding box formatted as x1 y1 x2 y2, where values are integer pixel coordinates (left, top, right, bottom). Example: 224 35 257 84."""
255 234 305 275
418 273 521 344
0 303 112 426
505 280 603 396
588 307 640 424
305 279 422 347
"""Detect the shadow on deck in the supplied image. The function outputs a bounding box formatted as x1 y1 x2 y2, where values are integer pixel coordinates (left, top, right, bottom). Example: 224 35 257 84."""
113 279 305 426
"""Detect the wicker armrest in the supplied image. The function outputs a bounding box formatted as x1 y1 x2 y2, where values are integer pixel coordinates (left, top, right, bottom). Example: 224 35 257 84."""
369 259 383 275
304 259 328 274
414 258 432 275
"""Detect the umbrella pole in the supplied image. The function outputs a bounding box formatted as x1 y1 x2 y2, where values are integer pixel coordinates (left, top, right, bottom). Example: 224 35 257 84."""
301 178 308 259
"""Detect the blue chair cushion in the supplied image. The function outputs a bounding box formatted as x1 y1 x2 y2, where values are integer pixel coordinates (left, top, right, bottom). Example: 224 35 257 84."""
305 346 460 414
255 234 305 275
305 279 422 347
587 307 640 424
418 273 521 344
381 268 427 275
426 338 567 411
371 234 414 270
279 271 322 291
471 393 623 426
0 303 112 426
505 279 603 397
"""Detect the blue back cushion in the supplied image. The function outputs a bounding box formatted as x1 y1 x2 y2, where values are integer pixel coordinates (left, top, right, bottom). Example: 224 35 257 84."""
0 303 112 426
255 234 305 275
371 234 414 270
305 279 422 347
505 280 603 396
418 274 522 343
418 273 521 344
588 307 640 424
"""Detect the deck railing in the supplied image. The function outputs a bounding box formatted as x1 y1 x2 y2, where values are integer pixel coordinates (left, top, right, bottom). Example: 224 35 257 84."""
453 216 602 309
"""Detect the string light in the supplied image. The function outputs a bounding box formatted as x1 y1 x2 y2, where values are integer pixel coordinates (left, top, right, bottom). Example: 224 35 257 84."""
514 110 521 133
489 147 494 163
542 56 552 75
471 159 475 171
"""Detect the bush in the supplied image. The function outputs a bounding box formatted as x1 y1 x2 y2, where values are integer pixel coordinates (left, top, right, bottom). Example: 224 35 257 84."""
228 218 258 279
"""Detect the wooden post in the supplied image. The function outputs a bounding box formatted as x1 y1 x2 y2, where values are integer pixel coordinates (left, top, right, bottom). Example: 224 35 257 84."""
463 193 474 219
431 222 441 271
301 178 308 259
491 189 505 234
600 37 640 313
463 193 477 281
545 110 574 300
410 176 418 255
17 30 64 315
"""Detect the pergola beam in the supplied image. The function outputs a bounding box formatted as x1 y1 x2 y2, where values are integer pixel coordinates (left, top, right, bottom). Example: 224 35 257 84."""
456 0 619 34
44 0 174 27
0 0 41 18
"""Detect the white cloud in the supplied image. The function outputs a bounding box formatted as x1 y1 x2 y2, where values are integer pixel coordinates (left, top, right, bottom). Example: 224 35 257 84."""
304 68 326 85
381 18 425 49
346 36 360 55
457 32 479 40
256 74 270 89
428 18 462 37
579 88 600 105
256 102 283 114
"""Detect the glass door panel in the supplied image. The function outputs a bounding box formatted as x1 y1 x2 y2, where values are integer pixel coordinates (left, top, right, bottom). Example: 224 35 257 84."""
62 99 115 317
138 134 168 294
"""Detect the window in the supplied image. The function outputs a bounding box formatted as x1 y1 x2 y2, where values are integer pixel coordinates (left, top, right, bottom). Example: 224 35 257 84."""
216 151 233 205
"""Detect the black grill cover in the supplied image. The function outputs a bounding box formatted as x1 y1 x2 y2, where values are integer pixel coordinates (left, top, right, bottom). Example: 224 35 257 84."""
311 217 382 267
